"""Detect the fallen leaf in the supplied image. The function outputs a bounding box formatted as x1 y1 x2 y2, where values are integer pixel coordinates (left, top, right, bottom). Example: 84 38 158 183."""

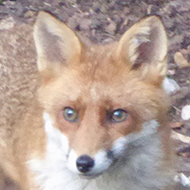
177 145 190 156
168 121 184 129
171 131 190 144
174 51 190 68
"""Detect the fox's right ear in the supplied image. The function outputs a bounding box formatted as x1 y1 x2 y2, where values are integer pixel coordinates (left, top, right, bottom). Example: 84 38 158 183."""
34 11 81 80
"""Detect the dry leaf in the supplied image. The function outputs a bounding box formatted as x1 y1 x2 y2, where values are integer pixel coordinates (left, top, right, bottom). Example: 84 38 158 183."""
174 51 190 68
168 121 184 129
171 131 190 144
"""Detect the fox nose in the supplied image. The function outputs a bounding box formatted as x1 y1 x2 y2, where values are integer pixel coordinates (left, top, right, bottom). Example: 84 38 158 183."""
76 155 94 173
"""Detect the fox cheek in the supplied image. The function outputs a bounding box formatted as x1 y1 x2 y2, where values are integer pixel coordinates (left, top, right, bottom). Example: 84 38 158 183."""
110 137 129 158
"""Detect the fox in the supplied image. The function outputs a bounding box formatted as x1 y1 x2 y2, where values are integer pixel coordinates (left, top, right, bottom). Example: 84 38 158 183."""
0 11 175 190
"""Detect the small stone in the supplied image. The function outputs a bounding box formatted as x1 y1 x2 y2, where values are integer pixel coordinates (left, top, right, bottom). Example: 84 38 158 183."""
162 77 180 95
100 5 107 14
106 21 116 35
0 16 15 30
147 5 159 15
181 105 190 121
68 16 80 30
187 45 190 51
167 69 176 76
24 10 35 18
123 18 129 26
181 36 190 49
90 19 102 30
169 35 183 47
79 19 91 31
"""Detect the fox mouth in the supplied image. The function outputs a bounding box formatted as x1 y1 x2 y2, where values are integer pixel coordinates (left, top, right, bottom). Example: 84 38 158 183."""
67 145 123 178
78 173 102 179
77 156 118 179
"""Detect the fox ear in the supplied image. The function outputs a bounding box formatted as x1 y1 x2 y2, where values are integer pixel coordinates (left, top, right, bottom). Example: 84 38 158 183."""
34 11 81 77
116 16 167 84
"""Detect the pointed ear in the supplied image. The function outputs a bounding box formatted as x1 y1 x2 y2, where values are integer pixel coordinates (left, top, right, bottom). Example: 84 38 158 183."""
34 11 81 79
116 16 168 84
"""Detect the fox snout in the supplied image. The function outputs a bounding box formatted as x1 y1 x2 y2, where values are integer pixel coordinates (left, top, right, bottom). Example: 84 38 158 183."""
67 148 117 177
67 137 128 177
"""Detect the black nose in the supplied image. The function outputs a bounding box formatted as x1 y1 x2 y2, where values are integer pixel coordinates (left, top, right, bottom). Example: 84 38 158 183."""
76 155 94 173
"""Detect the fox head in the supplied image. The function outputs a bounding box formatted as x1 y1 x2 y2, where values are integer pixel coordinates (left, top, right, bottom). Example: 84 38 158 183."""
33 12 169 177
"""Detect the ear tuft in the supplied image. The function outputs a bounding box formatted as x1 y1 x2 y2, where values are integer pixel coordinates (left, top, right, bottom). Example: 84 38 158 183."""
34 11 81 74
117 16 167 74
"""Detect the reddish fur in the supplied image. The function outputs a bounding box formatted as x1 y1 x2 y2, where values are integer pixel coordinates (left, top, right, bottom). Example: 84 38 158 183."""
0 12 174 190
37 43 169 156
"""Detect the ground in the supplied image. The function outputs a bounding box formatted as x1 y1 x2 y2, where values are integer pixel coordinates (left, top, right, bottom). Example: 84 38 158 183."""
0 0 190 189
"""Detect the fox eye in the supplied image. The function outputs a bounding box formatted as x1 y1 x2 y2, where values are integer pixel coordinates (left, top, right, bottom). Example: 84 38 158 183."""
63 107 78 122
110 109 128 123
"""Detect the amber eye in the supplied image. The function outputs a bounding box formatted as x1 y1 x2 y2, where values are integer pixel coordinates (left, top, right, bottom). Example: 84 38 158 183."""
110 109 128 123
63 107 78 122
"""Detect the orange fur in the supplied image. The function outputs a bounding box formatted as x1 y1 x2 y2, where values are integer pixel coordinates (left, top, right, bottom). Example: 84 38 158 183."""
0 12 175 190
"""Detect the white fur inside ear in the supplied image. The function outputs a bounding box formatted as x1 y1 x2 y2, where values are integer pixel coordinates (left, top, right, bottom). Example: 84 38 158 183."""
34 11 81 72
118 16 167 73
127 25 151 64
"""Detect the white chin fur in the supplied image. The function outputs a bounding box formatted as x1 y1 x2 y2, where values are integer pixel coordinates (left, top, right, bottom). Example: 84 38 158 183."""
28 113 162 190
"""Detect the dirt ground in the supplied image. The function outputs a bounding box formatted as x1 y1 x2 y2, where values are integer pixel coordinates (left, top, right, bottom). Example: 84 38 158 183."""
0 0 190 189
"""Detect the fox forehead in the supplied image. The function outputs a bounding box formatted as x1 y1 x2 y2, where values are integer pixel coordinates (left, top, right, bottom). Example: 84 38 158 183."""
39 64 132 105
39 63 166 123
39 46 126 99
38 42 167 123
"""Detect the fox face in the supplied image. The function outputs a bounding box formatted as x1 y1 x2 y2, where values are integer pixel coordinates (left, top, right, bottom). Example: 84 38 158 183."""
32 12 169 180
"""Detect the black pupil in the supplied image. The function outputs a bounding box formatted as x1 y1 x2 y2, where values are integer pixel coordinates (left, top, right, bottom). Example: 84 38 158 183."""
66 109 74 118
114 110 123 118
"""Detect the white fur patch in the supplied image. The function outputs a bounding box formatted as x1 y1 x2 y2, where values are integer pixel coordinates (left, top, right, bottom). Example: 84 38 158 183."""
92 150 112 175
111 120 159 157
28 113 83 190
43 113 69 152
67 149 79 174
127 120 159 143
28 114 173 190
129 26 150 64
112 137 129 157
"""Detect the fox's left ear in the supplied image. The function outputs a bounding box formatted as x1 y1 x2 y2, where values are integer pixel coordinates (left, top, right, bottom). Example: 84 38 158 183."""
34 11 81 80
116 16 167 85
